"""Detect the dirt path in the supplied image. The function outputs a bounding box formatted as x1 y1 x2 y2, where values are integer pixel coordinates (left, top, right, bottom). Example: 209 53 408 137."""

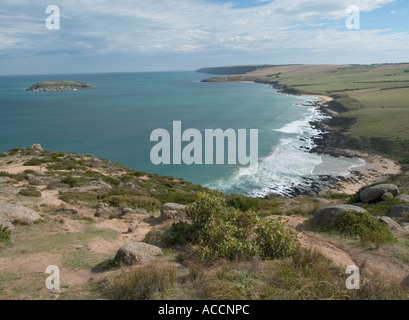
284 216 409 289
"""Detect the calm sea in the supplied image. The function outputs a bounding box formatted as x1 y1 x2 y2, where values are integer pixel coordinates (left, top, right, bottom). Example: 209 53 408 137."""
0 71 363 196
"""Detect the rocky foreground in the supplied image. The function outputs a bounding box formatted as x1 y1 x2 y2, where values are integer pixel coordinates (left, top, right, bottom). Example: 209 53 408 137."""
26 81 93 92
0 144 409 300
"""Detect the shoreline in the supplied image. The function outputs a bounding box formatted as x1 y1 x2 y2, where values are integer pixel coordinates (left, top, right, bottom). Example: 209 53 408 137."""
209 77 402 197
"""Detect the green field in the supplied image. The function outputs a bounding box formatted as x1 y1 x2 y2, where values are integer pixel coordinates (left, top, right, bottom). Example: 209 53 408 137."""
205 64 409 162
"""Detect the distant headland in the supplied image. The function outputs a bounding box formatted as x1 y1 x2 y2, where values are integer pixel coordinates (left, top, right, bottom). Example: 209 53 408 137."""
25 81 93 92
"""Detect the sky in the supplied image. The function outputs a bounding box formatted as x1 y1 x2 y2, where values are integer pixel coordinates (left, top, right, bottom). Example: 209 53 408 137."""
0 0 408 75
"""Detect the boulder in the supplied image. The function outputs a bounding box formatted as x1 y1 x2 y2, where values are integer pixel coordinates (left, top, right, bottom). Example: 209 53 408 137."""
0 217 15 231
400 223 409 232
314 204 368 227
0 204 41 225
160 203 186 220
376 216 405 232
115 242 162 265
396 194 409 203
0 177 11 184
381 192 394 201
31 144 43 152
360 184 399 203
390 205 409 222
94 203 115 219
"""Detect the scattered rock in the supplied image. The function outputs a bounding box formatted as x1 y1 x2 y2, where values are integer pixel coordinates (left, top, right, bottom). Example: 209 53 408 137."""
0 204 41 226
381 192 394 201
396 194 409 203
312 198 331 204
360 184 399 203
0 217 15 231
0 177 11 184
390 205 409 222
115 242 162 265
314 204 368 227
31 144 43 152
94 203 115 219
56 208 78 215
400 223 409 231
160 203 187 220
376 216 405 232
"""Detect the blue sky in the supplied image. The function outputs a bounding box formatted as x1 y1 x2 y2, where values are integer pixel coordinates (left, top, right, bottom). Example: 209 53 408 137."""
0 0 408 75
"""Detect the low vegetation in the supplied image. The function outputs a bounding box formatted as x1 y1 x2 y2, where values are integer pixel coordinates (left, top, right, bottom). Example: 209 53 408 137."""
163 191 296 260
330 211 395 247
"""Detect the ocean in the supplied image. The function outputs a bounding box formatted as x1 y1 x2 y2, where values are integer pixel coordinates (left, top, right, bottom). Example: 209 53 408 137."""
0 71 363 197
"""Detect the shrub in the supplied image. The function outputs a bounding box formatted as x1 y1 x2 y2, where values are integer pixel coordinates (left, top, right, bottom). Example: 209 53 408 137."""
0 226 12 245
162 222 193 246
106 195 161 212
59 191 98 205
331 211 395 246
156 192 198 205
226 195 259 211
24 158 45 166
166 191 296 260
143 229 164 245
256 218 297 259
61 176 82 188
18 188 42 198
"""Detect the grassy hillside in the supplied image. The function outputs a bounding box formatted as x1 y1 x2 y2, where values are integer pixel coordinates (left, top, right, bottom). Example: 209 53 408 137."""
203 64 409 161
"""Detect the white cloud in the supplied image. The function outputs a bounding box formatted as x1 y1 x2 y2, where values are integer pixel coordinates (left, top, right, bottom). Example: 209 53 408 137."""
0 0 407 67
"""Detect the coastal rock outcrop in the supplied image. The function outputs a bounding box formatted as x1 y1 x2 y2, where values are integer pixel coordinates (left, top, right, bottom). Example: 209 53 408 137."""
359 184 399 203
0 204 42 227
390 205 409 222
314 204 368 227
160 203 186 220
376 216 405 232
396 194 409 203
31 144 43 152
115 242 162 265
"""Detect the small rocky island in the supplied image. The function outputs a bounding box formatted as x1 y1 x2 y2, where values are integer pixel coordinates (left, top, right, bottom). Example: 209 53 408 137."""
25 81 93 92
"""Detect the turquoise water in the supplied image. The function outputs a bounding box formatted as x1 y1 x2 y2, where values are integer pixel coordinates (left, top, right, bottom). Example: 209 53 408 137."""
0 72 362 196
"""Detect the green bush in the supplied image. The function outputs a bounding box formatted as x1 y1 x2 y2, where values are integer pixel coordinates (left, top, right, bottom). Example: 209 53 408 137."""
156 192 198 205
162 222 193 246
61 176 82 188
59 191 98 205
226 195 260 211
0 226 12 245
106 195 161 212
143 229 164 245
166 191 296 260
18 188 42 198
332 211 395 246
24 158 45 166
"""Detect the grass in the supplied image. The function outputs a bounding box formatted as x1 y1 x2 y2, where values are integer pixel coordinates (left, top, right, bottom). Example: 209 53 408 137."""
362 198 405 216
214 64 409 162
330 211 395 247
101 248 408 300
18 188 42 198
101 262 177 300
0 226 12 246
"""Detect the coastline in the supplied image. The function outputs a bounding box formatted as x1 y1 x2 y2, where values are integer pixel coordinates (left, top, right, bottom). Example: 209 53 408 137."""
204 76 402 196
305 94 401 195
